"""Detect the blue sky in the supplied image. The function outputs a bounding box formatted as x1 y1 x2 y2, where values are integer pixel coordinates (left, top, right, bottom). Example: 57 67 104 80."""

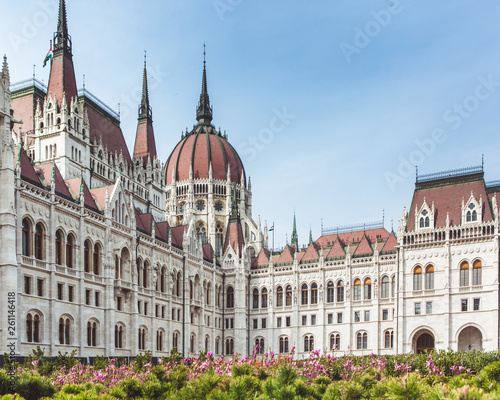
2 0 500 249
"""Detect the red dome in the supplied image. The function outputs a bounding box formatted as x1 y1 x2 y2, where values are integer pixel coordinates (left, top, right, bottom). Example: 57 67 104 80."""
165 124 246 186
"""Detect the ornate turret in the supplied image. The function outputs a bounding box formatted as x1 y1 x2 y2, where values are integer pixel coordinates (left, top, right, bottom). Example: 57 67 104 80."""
133 54 157 162
53 0 71 54
196 45 213 126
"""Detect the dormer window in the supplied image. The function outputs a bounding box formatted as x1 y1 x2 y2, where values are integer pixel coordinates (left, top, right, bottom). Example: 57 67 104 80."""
466 203 477 222
419 210 430 228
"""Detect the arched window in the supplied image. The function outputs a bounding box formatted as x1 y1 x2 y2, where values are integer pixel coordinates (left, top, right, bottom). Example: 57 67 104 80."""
59 317 71 344
142 261 148 288
196 222 207 244
173 332 179 349
301 284 308 305
353 279 361 301
391 276 396 297
337 280 344 302
225 338 234 355
253 288 259 309
93 244 101 275
460 261 469 287
279 337 289 354
327 281 334 303
215 222 224 257
357 332 368 350
261 288 268 308
473 260 482 286
330 333 340 351
206 282 211 305
26 312 41 343
87 321 97 347
34 223 44 260
425 217 430 227
215 337 220 355
66 234 74 268
138 327 146 350
311 283 318 304
420 217 425 228
176 273 181 297
381 276 389 298
413 266 422 291
22 218 31 256
276 286 283 307
285 285 292 306
304 335 314 352
115 255 120 279
255 338 265 355
55 230 63 265
84 240 91 273
157 330 163 351
472 210 477 221
425 265 434 290
115 325 124 348
226 287 234 308
385 330 394 348
364 278 372 300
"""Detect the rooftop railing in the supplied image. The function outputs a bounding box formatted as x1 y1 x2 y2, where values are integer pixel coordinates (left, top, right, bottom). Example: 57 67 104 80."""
322 220 384 235
416 165 483 183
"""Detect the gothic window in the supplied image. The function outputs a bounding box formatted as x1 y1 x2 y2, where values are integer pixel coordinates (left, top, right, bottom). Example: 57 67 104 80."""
196 201 206 211
206 282 211 305
285 285 292 306
215 222 224 256
425 265 434 290
161 267 166 293
310 283 318 304
261 288 268 308
225 338 234 355
385 330 394 348
255 338 265 355
304 335 314 352
156 330 163 351
115 255 120 279
301 284 308 305
87 320 97 347
356 332 368 350
176 272 181 297
279 336 289 354
143 261 148 288
93 243 101 275
26 312 41 343
190 280 194 299
138 327 146 351
22 218 31 256
364 278 372 300
391 276 396 297
115 325 124 348
253 288 259 309
330 333 340 351
226 287 234 308
172 332 179 349
460 261 469 287
66 234 74 268
276 286 283 307
467 203 478 222
413 266 422 291
215 337 220 354
419 209 430 228
59 317 71 345
337 280 344 302
473 260 482 286
196 222 207 244
55 230 63 265
34 223 44 260
327 281 334 303
215 202 223 212
353 279 361 301
381 276 389 298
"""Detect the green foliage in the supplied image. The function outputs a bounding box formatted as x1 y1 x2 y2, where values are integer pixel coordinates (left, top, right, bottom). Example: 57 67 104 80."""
386 374 424 400
92 355 110 371
118 378 142 399
14 372 56 400
132 351 152 372
232 363 253 377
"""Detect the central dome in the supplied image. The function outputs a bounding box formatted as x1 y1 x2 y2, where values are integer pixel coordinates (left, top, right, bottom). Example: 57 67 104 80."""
165 124 246 186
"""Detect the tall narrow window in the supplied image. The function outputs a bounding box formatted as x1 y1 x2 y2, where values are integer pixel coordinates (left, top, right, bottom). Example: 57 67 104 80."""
66 235 73 268
337 280 344 302
285 285 292 306
34 223 43 260
413 266 422 291
330 333 340 350
327 281 334 303
391 276 396 297
93 244 100 275
261 288 268 308
253 288 259 309
84 240 91 273
276 286 283 307
385 330 393 348
460 262 469 287
425 265 434 290
473 260 482 286
55 231 63 265
22 219 31 256
353 279 361 301
311 283 318 304
364 278 372 300
226 287 234 308
301 284 308 305
381 276 389 298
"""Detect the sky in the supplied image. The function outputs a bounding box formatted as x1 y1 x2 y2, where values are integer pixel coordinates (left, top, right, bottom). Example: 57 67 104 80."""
2 0 500 250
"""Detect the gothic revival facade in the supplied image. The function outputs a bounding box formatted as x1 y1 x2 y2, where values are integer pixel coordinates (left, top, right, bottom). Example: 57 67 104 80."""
0 1 498 359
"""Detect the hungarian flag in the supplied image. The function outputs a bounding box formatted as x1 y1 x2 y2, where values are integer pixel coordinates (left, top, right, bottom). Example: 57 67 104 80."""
269 225 274 232
43 47 53 67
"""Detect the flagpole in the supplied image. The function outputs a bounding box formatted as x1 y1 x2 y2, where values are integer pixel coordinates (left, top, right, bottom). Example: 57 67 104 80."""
272 221 275 252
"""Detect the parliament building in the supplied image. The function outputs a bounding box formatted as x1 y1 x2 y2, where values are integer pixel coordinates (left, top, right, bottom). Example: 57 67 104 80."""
0 0 498 359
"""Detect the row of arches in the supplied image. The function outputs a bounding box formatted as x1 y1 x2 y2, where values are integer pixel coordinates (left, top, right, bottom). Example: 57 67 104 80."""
411 260 482 290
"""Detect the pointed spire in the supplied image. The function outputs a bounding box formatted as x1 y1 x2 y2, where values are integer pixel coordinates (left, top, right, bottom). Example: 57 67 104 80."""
54 0 71 54
229 186 239 222
2 55 9 83
291 210 298 248
196 44 213 125
309 224 313 245
138 51 152 120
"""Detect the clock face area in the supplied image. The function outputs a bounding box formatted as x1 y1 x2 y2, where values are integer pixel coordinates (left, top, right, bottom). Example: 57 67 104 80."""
215 202 223 212
196 201 206 211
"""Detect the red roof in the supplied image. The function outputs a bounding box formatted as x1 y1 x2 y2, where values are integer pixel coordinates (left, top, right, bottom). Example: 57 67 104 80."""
326 239 345 259
202 243 215 262
301 242 319 262
46 53 78 109
155 221 170 242
380 232 397 253
65 178 99 212
171 225 187 249
19 149 42 187
133 119 157 164
88 185 113 210
276 245 295 264
223 219 245 256
252 248 271 267
353 235 373 256
165 124 245 186
315 228 390 248
406 178 493 232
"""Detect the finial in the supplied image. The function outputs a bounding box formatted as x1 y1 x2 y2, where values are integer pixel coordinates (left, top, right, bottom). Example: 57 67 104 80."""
83 74 85 90
139 51 152 120
54 0 71 54
196 44 213 125
1 55 9 82
203 43 206 65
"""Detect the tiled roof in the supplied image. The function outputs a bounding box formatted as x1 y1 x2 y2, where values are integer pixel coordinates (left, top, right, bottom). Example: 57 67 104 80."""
353 234 373 256
19 148 43 188
35 163 73 200
315 228 390 248
171 225 187 249
155 221 169 242
88 185 113 210
301 242 319 262
223 219 245 256
133 120 157 165
276 245 295 264
380 231 397 253
326 238 345 259
47 54 78 108
252 248 271 267
406 178 493 232
202 243 215 262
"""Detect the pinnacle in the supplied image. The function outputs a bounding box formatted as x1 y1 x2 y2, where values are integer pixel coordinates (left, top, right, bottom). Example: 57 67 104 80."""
2 55 9 80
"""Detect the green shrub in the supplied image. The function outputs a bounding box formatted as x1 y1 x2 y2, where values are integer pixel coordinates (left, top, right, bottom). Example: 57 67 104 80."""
119 378 142 399
14 372 55 400
386 374 424 400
